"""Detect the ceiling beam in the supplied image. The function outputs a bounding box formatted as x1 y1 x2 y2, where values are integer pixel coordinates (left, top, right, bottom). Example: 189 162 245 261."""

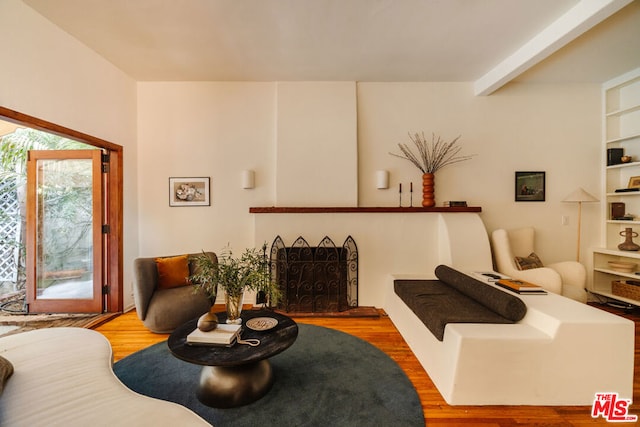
474 0 633 96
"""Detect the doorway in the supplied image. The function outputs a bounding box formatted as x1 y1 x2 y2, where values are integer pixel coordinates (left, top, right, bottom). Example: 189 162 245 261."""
26 150 104 313
0 107 123 313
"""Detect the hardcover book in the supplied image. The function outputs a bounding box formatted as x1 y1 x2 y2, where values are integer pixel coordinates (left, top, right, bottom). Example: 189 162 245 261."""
496 279 547 294
186 324 242 346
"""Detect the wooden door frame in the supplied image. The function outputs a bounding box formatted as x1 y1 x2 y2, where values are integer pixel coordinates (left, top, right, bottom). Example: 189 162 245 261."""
0 106 124 312
26 150 104 313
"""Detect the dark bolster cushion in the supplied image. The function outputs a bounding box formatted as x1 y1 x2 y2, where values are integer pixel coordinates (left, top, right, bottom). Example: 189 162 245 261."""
394 265 527 341
434 265 527 321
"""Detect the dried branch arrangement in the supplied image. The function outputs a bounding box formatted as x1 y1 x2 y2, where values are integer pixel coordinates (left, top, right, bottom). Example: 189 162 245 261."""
390 132 474 174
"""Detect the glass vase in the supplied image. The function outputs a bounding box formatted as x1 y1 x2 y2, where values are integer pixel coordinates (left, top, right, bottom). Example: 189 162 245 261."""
225 291 244 324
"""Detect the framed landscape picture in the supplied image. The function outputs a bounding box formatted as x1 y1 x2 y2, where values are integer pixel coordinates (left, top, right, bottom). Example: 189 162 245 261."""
628 176 640 189
169 177 210 206
515 171 545 202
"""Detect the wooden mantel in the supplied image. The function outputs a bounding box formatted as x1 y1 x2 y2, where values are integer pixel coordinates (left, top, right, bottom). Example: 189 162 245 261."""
249 206 481 214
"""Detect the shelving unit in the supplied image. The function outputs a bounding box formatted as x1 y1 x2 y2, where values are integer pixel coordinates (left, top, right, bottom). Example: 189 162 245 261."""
592 67 640 306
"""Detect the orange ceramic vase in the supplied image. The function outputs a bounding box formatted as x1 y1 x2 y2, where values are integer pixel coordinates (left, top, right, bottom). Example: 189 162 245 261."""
422 173 435 207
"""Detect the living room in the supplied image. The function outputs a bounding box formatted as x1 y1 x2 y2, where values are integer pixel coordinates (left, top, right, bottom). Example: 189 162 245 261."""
1 0 639 424
5 0 638 311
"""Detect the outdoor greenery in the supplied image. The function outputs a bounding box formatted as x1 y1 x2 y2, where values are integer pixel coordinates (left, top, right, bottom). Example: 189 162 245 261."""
0 127 92 293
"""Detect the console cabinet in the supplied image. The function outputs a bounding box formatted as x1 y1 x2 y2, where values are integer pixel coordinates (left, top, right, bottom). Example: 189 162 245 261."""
592 68 640 306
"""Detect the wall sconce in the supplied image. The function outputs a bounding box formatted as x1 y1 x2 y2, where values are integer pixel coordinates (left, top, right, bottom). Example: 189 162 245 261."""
376 170 389 189
242 170 255 189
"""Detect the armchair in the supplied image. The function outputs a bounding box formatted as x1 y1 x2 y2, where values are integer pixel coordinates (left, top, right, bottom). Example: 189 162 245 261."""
133 252 217 333
491 227 587 302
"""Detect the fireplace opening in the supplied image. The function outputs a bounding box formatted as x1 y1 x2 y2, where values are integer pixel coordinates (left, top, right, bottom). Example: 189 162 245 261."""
269 236 358 313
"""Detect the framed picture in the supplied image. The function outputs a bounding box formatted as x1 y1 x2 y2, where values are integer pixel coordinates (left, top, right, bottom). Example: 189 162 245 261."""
515 171 545 202
169 177 210 206
628 176 640 189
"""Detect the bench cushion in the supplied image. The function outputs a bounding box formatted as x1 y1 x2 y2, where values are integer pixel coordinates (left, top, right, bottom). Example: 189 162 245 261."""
394 280 517 341
394 265 527 341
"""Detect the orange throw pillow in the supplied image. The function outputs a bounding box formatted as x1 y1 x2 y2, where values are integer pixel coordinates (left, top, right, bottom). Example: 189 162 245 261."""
155 255 190 289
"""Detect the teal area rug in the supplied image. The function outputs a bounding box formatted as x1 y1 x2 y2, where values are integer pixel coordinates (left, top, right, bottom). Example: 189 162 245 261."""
114 323 425 427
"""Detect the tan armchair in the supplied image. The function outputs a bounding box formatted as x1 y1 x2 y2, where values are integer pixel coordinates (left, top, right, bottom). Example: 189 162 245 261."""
133 252 216 333
491 227 587 302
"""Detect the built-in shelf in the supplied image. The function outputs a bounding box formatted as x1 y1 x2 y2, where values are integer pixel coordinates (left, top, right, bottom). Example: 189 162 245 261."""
605 131 640 144
606 103 640 117
606 192 640 197
249 206 482 214
607 220 640 225
595 68 640 307
606 161 640 170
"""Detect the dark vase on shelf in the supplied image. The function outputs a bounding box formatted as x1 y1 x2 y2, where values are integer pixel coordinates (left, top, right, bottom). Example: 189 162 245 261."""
618 227 640 251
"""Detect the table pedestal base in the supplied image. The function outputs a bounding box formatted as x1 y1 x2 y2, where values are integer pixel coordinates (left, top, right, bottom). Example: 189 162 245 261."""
197 359 273 408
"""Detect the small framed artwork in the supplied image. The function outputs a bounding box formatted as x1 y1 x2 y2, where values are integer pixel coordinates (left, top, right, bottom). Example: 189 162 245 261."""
515 171 545 202
628 176 640 189
169 177 210 206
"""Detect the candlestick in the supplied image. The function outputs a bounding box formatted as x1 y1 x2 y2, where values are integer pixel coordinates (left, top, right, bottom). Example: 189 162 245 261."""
410 182 413 207
399 183 402 207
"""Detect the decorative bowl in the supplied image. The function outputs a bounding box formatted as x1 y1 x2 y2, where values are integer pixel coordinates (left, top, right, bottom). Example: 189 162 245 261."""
621 155 633 163
608 260 637 273
246 317 278 331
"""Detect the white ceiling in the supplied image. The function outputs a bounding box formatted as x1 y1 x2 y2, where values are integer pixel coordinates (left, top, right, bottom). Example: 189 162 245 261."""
20 0 640 93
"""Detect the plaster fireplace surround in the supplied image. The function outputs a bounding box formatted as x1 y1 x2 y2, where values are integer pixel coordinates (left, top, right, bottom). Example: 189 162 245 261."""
249 83 490 308
252 208 491 309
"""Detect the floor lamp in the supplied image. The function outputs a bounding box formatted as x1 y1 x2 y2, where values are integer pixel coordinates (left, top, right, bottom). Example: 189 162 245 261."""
562 187 598 262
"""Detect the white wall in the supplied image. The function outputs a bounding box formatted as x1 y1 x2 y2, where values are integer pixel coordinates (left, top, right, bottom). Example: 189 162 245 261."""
276 82 358 206
137 80 601 307
136 82 276 256
358 82 601 266
0 0 138 308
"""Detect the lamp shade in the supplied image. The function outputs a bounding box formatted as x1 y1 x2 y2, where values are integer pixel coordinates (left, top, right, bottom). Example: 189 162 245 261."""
562 187 598 203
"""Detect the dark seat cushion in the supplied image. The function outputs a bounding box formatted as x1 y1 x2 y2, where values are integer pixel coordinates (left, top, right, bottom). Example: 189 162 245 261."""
394 265 527 341
395 280 517 341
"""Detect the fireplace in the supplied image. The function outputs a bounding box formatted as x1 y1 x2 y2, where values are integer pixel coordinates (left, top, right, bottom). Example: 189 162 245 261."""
270 236 358 313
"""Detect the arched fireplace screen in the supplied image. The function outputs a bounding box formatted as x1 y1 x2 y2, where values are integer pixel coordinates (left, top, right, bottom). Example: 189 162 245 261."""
270 236 358 313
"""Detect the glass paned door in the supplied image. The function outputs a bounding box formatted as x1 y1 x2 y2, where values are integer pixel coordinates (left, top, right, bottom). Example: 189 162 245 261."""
26 150 103 313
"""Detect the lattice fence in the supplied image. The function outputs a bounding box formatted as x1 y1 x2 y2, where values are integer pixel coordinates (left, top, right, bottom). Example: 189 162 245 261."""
0 177 20 283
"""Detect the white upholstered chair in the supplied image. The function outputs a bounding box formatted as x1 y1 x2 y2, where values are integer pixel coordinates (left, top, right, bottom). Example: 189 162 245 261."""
491 227 587 302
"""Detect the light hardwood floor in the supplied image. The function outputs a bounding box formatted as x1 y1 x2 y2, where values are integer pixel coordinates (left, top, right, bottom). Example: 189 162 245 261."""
95 304 639 426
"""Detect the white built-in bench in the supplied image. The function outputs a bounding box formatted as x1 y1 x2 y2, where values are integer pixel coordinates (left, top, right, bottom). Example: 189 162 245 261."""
385 270 635 405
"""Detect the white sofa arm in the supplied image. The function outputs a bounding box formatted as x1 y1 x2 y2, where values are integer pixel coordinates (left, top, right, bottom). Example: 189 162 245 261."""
547 261 586 289
509 267 562 295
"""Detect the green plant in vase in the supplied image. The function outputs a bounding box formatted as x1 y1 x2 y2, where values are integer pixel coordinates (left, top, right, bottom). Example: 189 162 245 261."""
190 243 278 324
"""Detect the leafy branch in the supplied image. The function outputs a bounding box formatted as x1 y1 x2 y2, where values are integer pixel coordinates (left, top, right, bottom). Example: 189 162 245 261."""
190 243 280 305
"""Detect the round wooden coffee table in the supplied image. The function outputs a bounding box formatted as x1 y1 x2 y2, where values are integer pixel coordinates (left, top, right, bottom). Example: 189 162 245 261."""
168 309 298 408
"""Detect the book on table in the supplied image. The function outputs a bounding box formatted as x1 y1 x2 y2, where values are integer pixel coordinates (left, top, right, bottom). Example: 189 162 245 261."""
186 324 242 346
496 279 547 294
